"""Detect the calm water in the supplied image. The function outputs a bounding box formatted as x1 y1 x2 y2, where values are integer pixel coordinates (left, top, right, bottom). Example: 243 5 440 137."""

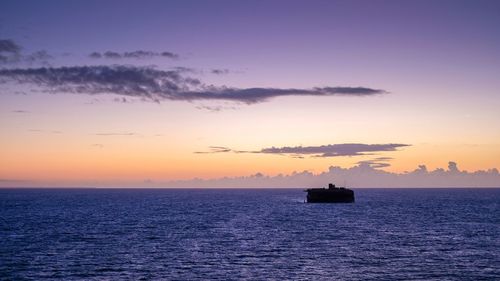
1 188 499 280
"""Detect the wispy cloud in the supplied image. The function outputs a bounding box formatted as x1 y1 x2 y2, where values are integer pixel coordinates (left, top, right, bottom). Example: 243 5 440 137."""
24 50 52 64
194 146 232 154
196 143 409 158
94 132 137 136
89 50 179 59
194 105 237 112
0 65 387 104
0 178 28 183
172 66 197 73
357 157 394 168
28 129 62 134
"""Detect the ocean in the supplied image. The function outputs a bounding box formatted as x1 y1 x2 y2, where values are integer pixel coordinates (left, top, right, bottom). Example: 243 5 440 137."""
1 188 499 280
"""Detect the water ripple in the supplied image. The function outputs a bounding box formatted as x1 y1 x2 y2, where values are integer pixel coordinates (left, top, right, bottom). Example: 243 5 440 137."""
1 188 499 280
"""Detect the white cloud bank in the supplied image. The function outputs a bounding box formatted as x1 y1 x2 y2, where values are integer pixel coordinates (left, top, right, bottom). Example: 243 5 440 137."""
161 162 500 188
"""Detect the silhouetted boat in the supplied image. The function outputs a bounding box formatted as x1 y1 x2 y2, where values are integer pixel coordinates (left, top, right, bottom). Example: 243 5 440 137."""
305 183 355 203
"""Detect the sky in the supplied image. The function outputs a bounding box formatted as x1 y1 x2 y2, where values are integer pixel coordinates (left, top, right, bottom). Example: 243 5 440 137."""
0 0 499 187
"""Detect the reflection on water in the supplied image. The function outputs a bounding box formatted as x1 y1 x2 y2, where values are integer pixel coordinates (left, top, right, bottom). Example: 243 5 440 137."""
1 188 499 280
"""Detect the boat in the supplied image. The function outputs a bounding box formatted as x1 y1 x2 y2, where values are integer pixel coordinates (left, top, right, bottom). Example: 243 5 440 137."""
305 183 355 203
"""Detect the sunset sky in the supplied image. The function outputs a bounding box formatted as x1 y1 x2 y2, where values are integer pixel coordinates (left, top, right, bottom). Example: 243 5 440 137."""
1 0 499 187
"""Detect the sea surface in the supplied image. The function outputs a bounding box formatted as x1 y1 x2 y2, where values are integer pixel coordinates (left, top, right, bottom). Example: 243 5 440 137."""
1 188 499 280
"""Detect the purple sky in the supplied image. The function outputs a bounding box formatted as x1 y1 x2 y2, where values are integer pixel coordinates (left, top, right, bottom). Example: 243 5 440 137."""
1 0 499 187
2 0 499 74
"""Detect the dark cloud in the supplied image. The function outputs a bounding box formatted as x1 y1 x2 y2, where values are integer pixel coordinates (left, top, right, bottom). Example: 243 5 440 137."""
211 69 230 75
160 51 178 59
0 65 387 104
89 52 102 58
0 39 22 63
0 39 21 53
89 50 179 59
195 143 409 157
182 87 386 104
0 65 195 102
0 39 52 64
123 51 157 58
103 51 121 59
256 143 408 157
12 109 29 113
